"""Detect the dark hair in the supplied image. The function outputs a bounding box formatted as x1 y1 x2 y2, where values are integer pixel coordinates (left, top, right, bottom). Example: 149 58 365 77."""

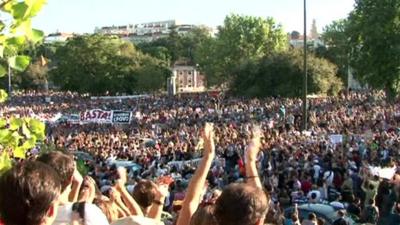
311 192 317 199
132 180 156 208
214 183 268 225
37 151 75 192
190 205 218 225
317 217 326 225
368 199 374 205
308 212 316 220
0 161 61 225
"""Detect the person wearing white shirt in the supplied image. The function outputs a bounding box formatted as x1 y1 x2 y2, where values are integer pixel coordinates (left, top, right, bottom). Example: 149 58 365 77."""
37 152 110 225
323 170 334 187
307 190 321 203
313 162 321 182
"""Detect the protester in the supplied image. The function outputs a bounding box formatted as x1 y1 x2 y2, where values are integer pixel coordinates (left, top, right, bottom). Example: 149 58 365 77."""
1 89 400 225
37 151 110 225
0 161 62 225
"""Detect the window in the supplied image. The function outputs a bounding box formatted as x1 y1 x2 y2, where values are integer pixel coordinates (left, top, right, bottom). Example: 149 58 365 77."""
188 71 192 75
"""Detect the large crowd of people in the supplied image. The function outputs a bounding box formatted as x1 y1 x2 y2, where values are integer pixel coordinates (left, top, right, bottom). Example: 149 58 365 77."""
1 89 400 225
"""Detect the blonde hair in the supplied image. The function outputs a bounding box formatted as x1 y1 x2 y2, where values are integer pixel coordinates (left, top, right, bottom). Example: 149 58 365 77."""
95 199 119 223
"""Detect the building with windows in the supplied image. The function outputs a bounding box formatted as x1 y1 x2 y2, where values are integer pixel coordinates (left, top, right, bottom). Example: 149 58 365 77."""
44 32 75 43
168 61 206 95
95 20 203 43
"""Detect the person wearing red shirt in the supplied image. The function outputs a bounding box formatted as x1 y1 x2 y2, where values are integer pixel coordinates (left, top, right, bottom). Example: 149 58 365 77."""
301 175 313 194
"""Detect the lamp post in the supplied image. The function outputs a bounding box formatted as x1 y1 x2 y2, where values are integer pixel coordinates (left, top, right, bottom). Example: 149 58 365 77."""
302 0 308 131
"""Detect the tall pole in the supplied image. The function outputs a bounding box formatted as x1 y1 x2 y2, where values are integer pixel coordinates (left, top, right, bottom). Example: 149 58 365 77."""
302 0 308 131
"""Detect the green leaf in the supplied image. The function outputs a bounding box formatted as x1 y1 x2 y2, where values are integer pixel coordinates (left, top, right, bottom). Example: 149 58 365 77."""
9 131 21 148
0 21 5 31
25 0 47 17
21 136 36 150
0 65 6 77
29 29 44 43
11 2 29 19
28 118 45 139
4 45 18 57
0 89 8 103
0 129 11 144
8 55 31 71
21 122 31 138
2 0 14 13
0 119 6 128
0 45 4 57
11 20 31 36
6 36 26 46
13 146 26 159
0 151 12 174
9 118 23 130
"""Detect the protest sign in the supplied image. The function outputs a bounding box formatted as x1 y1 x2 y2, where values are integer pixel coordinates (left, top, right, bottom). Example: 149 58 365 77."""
80 109 113 123
79 110 132 124
329 134 343 145
112 111 132 124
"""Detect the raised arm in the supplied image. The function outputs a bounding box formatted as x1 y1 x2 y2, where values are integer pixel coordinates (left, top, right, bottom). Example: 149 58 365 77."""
176 123 215 225
148 182 169 221
78 176 97 203
115 167 144 217
245 125 263 189
69 166 84 202
109 187 131 217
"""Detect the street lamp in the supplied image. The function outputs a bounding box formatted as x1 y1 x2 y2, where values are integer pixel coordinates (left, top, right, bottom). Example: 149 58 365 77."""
302 0 308 131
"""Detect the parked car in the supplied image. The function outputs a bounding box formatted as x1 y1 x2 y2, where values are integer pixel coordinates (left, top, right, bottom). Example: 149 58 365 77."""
284 203 356 225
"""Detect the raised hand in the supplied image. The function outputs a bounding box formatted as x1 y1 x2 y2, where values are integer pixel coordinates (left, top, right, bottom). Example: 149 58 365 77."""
72 167 84 186
78 176 97 203
203 122 215 156
151 181 169 199
117 167 127 185
109 187 121 202
246 124 262 162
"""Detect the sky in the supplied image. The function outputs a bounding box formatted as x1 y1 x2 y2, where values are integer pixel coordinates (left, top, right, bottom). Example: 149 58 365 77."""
32 0 356 35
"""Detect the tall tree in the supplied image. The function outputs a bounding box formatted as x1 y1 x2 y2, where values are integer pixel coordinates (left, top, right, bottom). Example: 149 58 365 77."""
136 26 212 65
319 19 350 84
347 0 400 97
195 14 288 87
51 35 169 94
232 50 343 98
291 30 301 40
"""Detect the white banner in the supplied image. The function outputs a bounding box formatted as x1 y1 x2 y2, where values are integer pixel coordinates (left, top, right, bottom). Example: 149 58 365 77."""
79 109 132 124
329 134 343 145
80 109 113 123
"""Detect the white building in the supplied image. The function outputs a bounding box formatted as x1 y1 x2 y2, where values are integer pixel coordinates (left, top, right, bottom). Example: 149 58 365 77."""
168 61 206 95
95 20 206 43
44 32 74 43
289 36 324 49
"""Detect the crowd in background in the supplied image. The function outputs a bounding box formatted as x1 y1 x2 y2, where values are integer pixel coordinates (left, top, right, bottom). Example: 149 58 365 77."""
1 90 400 225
